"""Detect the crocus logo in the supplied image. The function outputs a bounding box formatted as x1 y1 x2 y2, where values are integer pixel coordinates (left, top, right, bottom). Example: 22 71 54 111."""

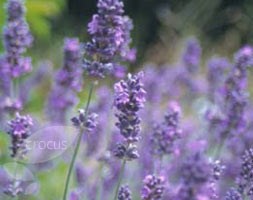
18 125 78 164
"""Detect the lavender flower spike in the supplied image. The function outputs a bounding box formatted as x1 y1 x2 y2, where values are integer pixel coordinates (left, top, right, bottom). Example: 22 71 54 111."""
113 72 146 160
118 185 132 200
7 112 33 158
2 0 33 78
221 46 253 137
224 188 242 200
151 101 182 157
182 38 201 74
238 148 253 197
141 175 165 200
47 38 82 123
207 57 230 102
83 0 135 77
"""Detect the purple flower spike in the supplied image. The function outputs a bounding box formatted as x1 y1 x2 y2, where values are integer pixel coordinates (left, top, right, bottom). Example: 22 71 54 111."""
7 112 33 158
2 0 33 78
176 153 211 200
83 0 135 77
220 46 253 137
224 188 242 200
234 46 253 68
238 148 253 197
207 57 230 102
118 185 132 200
182 38 201 73
141 175 165 200
47 38 82 123
151 101 182 156
55 38 82 92
113 72 146 160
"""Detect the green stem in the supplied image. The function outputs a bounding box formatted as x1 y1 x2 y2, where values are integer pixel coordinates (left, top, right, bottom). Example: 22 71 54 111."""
62 83 94 200
96 163 104 200
113 159 127 200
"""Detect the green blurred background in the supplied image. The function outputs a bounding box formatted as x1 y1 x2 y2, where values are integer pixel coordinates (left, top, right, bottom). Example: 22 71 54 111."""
1 0 253 65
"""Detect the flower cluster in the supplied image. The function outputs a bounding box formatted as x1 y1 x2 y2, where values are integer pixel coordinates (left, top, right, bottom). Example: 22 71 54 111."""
4 180 23 197
221 46 253 137
7 112 33 158
141 175 165 200
207 57 230 102
177 153 211 199
2 0 33 78
83 0 135 77
113 72 146 160
238 148 253 196
151 101 182 156
182 38 201 74
71 109 98 133
47 38 82 123
118 185 132 200
224 188 242 200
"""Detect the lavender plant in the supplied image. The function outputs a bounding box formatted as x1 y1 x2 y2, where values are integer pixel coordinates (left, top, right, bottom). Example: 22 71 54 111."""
1 0 253 199
83 0 135 77
113 71 146 199
0 0 33 115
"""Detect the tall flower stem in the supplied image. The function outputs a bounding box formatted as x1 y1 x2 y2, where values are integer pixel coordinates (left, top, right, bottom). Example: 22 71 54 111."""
113 159 127 200
62 83 94 200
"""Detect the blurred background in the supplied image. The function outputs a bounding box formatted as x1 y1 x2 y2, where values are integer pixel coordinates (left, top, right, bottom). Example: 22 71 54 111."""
1 0 253 66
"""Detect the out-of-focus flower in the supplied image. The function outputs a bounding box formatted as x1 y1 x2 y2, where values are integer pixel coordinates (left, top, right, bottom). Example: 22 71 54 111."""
113 72 146 160
47 38 82 123
220 46 253 138
4 180 23 197
83 0 135 77
176 153 211 200
224 188 242 200
151 101 182 156
207 57 230 103
182 38 201 74
141 174 165 200
69 191 80 200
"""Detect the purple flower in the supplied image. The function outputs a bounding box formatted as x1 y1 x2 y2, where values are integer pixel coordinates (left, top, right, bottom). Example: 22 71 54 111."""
2 0 33 78
113 72 146 160
47 38 82 123
224 188 242 200
207 57 230 102
141 175 165 200
55 38 82 92
182 38 201 74
7 112 33 158
238 148 253 196
151 101 182 156
83 0 135 77
176 153 211 200
71 109 98 133
118 185 132 200
220 46 253 138
69 191 80 200
4 180 23 197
